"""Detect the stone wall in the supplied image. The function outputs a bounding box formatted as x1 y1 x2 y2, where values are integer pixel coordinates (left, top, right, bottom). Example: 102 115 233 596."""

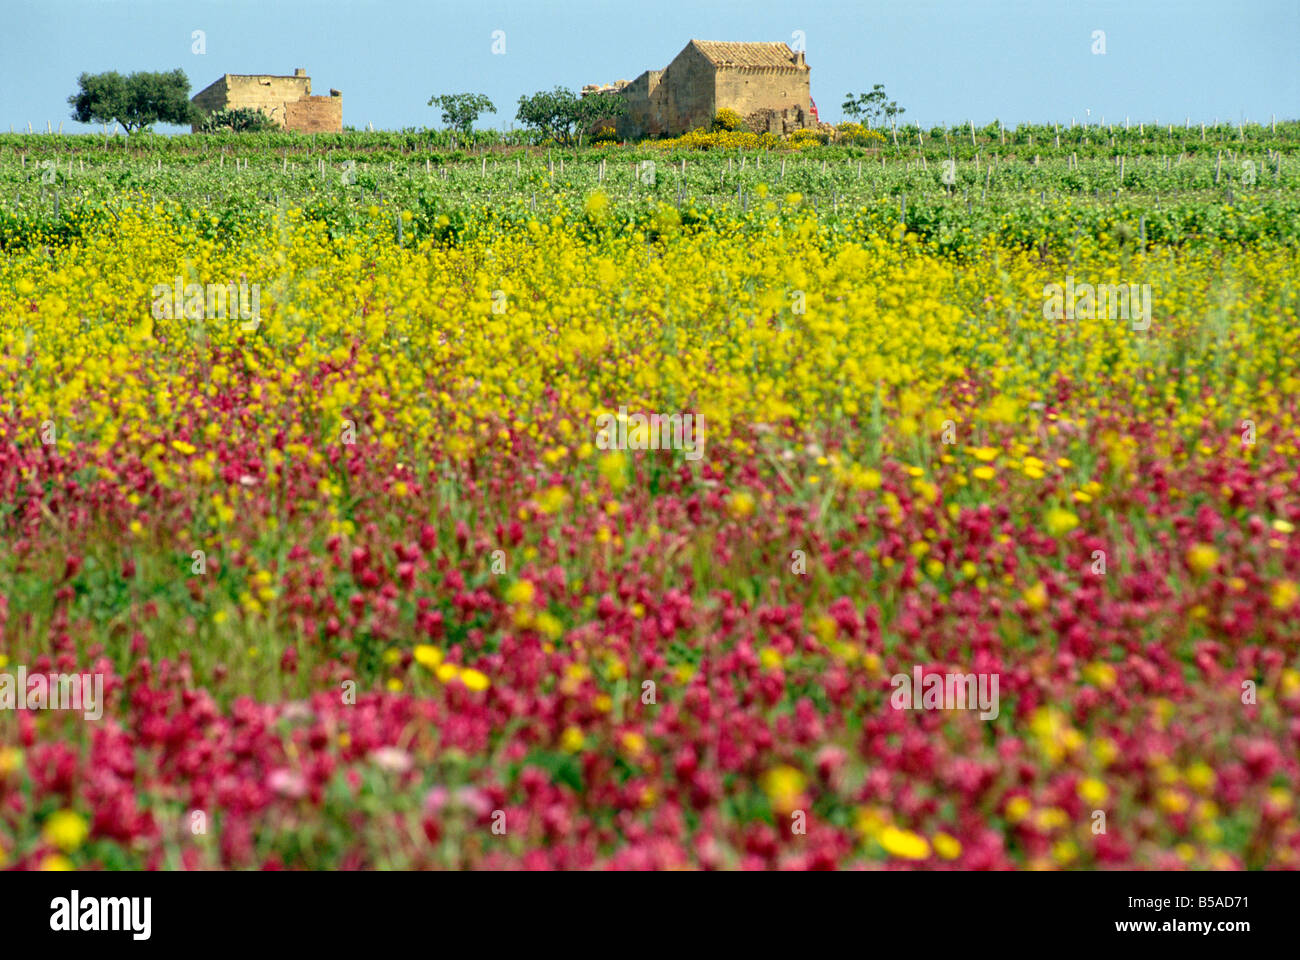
716 64 810 133
284 95 343 134
190 71 341 133
659 43 716 134
616 70 666 138
611 42 813 139
220 75 312 127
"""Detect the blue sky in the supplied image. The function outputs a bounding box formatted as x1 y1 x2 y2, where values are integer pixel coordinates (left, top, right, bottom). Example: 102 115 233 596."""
1 0 1296 133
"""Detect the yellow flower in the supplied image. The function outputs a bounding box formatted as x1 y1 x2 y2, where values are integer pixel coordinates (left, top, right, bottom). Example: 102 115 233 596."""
878 826 931 860
972 465 996 481
1186 543 1219 575
43 810 89 852
1158 788 1191 814
1052 840 1079 865
760 765 807 813
560 726 585 752
728 491 756 519
1044 508 1079 537
854 806 888 839
505 579 536 606
1186 762 1216 793
40 854 75 871
1034 807 1068 830
0 747 22 775
1077 777 1109 805
1023 581 1048 611
1005 796 1032 823
1083 662 1117 690
597 452 629 492
932 832 962 860
584 191 610 219
460 668 490 691
535 611 564 640
537 485 569 514
1270 580 1298 611
414 644 443 669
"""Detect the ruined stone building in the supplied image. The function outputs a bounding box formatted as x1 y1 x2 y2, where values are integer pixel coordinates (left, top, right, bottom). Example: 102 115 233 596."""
585 40 813 139
190 68 342 133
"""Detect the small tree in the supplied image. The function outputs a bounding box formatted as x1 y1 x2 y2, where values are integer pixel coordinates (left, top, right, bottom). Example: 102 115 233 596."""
841 84 905 128
68 69 194 134
516 86 625 146
427 93 497 136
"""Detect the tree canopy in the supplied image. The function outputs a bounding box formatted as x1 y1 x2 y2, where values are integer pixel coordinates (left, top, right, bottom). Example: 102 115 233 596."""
68 69 195 133
842 84 906 128
515 86 626 146
427 93 497 135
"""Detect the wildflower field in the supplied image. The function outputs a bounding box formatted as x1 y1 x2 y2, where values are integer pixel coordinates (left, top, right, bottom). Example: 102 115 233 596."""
1 127 1299 870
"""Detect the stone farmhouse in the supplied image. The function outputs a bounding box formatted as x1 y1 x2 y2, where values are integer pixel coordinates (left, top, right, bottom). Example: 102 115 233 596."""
584 40 815 139
190 68 342 133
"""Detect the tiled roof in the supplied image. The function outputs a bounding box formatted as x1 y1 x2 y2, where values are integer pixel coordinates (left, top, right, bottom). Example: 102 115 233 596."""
691 40 802 68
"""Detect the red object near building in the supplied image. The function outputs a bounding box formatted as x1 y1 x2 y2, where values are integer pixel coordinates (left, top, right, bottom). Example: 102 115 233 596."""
809 96 819 122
